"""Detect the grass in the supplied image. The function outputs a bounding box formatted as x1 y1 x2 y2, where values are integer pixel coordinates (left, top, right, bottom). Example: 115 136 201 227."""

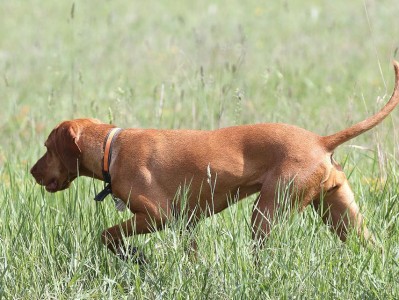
1 0 399 298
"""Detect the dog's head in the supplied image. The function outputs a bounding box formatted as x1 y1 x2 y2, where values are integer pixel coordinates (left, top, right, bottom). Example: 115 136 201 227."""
30 120 82 193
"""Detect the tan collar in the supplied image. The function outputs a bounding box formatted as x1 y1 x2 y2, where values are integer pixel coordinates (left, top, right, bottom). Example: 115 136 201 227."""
94 127 122 201
103 128 122 175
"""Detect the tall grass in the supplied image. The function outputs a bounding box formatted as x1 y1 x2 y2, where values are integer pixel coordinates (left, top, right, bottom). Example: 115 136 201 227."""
2 164 399 298
1 0 399 298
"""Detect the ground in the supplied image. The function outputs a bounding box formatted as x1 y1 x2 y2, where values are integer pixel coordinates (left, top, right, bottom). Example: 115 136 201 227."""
1 1 399 298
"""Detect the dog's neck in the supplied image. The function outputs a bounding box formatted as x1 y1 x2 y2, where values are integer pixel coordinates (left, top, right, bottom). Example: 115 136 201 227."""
78 125 116 181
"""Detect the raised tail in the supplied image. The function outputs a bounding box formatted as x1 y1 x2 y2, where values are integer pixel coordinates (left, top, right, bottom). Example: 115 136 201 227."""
321 60 399 152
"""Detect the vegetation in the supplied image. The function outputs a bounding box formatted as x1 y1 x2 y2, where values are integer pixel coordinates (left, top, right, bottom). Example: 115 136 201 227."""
1 1 398 298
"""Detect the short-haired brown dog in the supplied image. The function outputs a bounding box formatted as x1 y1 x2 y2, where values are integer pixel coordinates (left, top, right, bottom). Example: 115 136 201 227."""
31 61 399 260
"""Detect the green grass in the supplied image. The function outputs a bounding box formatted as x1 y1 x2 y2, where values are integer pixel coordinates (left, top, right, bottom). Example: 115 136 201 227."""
1 0 399 298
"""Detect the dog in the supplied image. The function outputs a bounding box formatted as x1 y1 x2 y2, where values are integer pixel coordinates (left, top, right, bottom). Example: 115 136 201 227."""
31 61 399 260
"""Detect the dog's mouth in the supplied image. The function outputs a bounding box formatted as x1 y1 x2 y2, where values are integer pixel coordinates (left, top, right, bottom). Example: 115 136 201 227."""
45 179 59 192
45 177 73 193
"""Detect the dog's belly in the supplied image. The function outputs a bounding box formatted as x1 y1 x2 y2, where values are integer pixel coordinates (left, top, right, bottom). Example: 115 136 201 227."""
182 181 263 218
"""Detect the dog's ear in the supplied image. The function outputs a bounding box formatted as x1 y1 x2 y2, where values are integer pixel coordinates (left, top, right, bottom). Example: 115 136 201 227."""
52 121 82 172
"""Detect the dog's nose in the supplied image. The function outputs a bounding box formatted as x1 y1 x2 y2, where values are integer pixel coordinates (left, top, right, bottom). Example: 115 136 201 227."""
30 164 38 177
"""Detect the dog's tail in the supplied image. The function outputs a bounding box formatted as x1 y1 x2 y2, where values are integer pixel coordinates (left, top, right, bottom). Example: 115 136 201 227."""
321 60 399 152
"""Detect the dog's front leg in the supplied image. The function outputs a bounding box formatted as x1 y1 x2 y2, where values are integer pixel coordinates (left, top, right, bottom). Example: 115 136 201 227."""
101 212 164 263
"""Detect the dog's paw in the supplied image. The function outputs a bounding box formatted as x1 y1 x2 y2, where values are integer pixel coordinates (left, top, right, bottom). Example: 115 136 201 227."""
117 246 147 264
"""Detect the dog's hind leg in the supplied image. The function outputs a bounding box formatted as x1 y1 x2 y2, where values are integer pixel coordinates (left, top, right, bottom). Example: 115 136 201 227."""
313 172 373 243
251 180 282 247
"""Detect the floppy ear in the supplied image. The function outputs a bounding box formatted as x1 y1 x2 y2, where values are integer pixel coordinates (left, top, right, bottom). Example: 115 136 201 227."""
53 122 82 172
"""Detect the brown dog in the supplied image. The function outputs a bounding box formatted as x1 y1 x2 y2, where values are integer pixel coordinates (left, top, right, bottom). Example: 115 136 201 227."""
31 61 399 260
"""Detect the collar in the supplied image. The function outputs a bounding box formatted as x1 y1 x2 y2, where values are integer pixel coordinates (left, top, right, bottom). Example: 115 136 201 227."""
94 127 123 201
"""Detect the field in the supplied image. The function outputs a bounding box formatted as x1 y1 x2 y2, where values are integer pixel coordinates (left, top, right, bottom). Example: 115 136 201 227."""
1 1 399 299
